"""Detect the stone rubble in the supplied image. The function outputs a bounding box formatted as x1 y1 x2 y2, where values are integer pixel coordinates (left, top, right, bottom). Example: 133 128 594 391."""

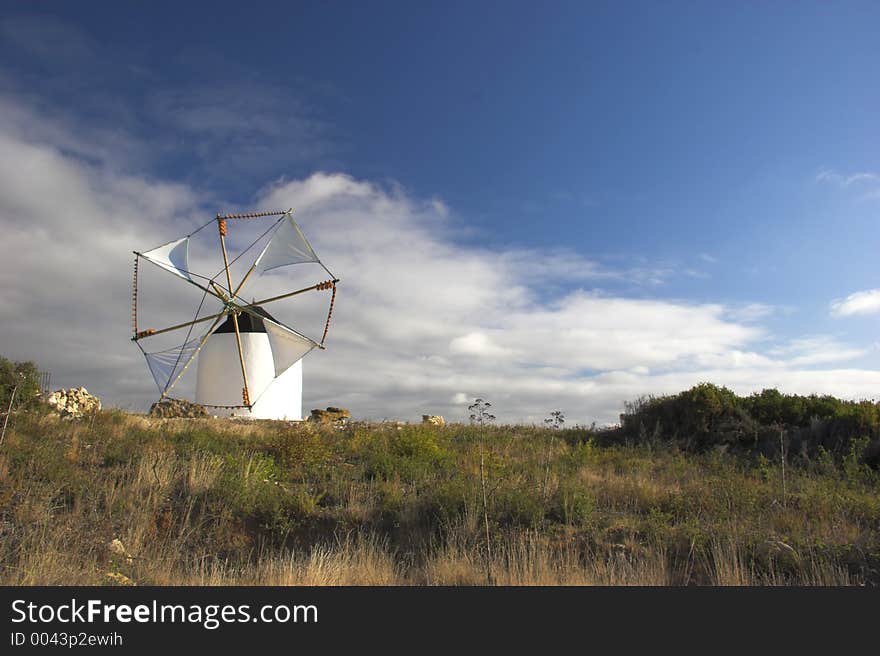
46 387 102 419
309 406 351 425
148 398 209 418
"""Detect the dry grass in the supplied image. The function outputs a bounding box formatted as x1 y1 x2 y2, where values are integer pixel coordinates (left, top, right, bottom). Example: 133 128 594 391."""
0 410 877 586
423 531 670 585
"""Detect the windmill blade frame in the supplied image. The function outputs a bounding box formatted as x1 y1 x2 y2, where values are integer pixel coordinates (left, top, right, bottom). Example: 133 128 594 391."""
130 208 339 417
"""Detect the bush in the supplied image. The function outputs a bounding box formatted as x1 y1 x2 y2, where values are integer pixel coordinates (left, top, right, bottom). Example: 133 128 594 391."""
551 481 593 526
494 487 544 528
743 388 804 426
621 383 740 443
362 425 454 483
619 383 880 468
424 478 471 523
0 357 42 413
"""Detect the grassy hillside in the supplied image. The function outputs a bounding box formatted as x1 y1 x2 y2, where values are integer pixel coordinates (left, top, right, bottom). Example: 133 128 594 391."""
1 405 878 585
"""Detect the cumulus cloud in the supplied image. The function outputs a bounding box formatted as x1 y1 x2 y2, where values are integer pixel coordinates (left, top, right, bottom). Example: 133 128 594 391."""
2 96 880 425
831 289 880 318
767 336 867 366
0 103 212 406
725 303 776 323
450 333 514 358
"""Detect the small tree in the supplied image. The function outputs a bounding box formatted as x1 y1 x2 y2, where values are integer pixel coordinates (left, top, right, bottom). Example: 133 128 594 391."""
542 410 565 510
469 398 496 585
0 357 42 446
1 359 41 407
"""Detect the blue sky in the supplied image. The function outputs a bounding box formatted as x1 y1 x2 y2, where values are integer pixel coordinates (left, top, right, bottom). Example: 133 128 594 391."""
1 2 879 422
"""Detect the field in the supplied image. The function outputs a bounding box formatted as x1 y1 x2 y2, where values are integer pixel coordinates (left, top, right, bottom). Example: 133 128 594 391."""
1 407 878 586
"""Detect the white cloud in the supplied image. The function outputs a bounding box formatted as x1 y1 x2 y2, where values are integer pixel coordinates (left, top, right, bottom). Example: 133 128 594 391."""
842 172 880 185
726 303 775 322
767 336 867 366
2 96 880 426
0 107 209 408
816 168 880 199
818 170 879 186
449 332 513 358
831 289 880 317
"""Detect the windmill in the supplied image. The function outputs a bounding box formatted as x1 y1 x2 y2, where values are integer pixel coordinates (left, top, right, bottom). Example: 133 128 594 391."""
131 209 338 419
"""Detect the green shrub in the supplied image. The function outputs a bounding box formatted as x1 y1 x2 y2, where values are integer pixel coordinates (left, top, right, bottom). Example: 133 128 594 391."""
494 487 544 528
842 437 876 486
220 452 283 513
270 426 332 476
552 481 593 526
363 425 454 482
0 357 42 412
619 383 880 468
562 438 597 472
424 478 471 523
755 454 772 483
621 383 739 442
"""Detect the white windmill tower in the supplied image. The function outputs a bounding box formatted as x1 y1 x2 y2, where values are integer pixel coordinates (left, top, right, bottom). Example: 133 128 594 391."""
131 209 338 419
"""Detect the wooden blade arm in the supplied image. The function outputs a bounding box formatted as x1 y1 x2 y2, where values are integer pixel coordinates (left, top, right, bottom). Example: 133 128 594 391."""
249 279 340 307
133 309 227 341
159 313 227 400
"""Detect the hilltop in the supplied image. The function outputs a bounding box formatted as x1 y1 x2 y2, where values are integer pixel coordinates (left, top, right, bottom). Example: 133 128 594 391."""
1 384 878 585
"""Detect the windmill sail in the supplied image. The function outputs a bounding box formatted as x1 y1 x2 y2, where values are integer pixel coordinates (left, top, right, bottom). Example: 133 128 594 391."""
255 214 320 273
131 207 337 418
143 336 203 394
263 317 317 376
141 237 193 282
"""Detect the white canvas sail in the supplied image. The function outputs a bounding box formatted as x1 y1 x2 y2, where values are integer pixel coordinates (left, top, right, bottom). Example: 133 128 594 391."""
263 317 317 376
143 337 202 393
255 214 320 273
142 237 193 281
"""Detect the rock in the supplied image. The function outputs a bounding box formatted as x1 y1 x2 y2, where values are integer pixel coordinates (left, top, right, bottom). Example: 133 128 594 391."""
148 399 209 418
45 387 102 419
309 407 351 425
108 538 133 561
422 415 446 426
